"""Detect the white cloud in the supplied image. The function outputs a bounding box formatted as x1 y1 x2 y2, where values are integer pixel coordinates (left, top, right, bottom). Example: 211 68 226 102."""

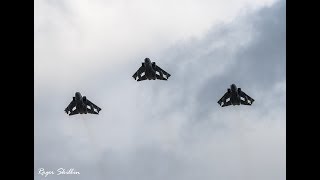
35 0 285 180
34 0 278 89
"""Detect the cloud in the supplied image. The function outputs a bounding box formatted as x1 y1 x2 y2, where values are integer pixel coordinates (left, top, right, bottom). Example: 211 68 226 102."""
34 0 278 88
35 0 286 180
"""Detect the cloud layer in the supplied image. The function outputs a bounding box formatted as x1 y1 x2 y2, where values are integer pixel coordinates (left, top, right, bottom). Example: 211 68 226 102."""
35 0 286 180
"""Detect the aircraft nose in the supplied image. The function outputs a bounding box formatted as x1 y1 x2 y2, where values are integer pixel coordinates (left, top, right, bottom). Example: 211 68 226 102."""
231 84 237 90
75 92 81 99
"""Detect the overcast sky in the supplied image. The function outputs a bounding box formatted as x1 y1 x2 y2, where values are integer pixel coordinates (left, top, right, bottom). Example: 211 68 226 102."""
35 0 286 179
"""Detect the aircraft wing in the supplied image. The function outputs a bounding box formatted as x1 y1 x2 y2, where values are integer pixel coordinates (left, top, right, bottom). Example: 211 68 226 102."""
69 109 80 116
132 64 146 81
137 75 147 81
154 65 171 80
65 100 76 114
239 90 254 105
85 99 102 114
217 91 232 107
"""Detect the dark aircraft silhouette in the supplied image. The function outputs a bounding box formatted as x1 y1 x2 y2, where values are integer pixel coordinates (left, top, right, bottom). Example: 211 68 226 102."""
132 58 171 81
218 84 254 107
64 92 101 115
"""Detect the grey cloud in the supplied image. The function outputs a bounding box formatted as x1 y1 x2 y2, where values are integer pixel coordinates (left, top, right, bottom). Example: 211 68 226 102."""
150 0 286 123
35 0 286 180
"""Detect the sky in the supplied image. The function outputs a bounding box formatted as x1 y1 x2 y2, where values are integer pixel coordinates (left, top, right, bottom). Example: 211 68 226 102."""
34 0 286 179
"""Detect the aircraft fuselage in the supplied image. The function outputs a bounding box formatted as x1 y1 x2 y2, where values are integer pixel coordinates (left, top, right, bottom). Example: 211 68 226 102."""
144 58 156 80
74 92 87 114
229 84 241 105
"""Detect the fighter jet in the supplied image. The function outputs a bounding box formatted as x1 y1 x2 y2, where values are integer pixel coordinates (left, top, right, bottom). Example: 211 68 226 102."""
64 92 101 115
132 58 171 81
217 84 254 107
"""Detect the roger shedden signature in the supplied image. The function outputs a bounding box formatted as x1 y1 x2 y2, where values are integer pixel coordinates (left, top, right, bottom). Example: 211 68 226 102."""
38 168 80 177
